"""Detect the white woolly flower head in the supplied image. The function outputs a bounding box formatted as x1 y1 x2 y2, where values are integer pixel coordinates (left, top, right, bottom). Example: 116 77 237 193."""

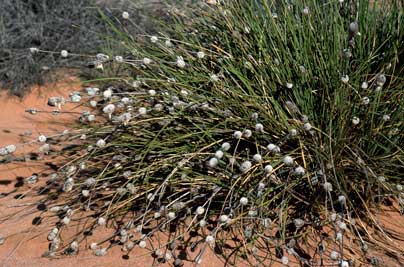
352 116 360 125
165 39 173 47
143 57 152 65
96 139 106 148
219 214 229 223
210 74 219 82
150 36 158 43
255 123 264 132
253 154 262 162
283 156 294 166
215 150 224 159
323 182 333 192
267 143 280 153
289 128 297 136
362 96 370 105
176 56 186 68
30 47 39 53
205 235 215 244
303 122 312 131
341 74 349 83
122 11 130 19
240 160 252 173
233 130 242 139
196 206 205 215
243 129 252 138
61 50 68 57
264 164 273 174
197 51 205 59
208 157 219 168
286 82 293 89
103 104 115 115
361 81 368 89
239 197 248 205
294 166 305 176
138 107 147 115
38 135 47 143
221 142 231 151
281 256 289 265
138 240 147 248
103 88 113 98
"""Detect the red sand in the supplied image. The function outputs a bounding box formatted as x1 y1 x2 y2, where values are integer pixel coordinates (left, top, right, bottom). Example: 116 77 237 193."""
0 76 403 267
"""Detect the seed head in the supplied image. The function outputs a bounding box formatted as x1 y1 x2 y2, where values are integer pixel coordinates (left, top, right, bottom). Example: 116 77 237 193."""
205 235 215 244
253 154 262 162
138 107 147 115
341 75 349 83
286 82 293 89
122 11 130 19
114 56 124 63
361 81 368 89
5 144 16 154
323 182 333 192
90 243 98 250
255 123 264 132
352 116 360 125
281 256 289 265
94 248 107 256
165 39 173 47
98 217 106 226
219 214 229 223
221 142 231 151
267 143 280 153
196 206 205 215
176 56 186 68
293 218 304 228
338 222 347 231
150 36 158 43
62 216 70 225
167 212 176 220
330 250 339 260
264 165 273 174
208 157 219 168
215 150 224 159
382 114 390 121
376 74 386 86
243 129 252 138
377 176 385 182
239 197 248 205
102 104 115 115
143 57 152 65
240 160 252 173
338 195 346 204
96 139 106 148
283 156 294 166
294 166 305 176
30 47 39 53
61 50 68 57
303 123 312 131
197 51 205 59
289 129 297 136
138 240 147 248
233 130 242 139
210 74 219 82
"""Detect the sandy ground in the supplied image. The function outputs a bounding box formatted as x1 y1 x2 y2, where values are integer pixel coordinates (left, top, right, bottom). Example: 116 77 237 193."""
0 76 403 267
0 76 227 267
